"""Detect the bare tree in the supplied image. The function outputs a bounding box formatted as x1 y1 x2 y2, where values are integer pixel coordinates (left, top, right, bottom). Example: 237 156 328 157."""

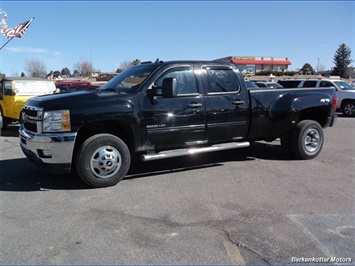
74 58 93 77
119 61 134 70
24 58 47 78
118 59 141 72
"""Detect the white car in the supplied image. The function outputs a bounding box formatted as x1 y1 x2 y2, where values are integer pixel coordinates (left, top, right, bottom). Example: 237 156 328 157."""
278 78 355 117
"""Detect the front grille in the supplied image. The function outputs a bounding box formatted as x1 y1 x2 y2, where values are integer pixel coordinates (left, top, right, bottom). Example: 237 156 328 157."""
22 105 43 133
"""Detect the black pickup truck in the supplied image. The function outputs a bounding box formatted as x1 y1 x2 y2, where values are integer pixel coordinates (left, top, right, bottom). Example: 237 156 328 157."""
19 60 337 187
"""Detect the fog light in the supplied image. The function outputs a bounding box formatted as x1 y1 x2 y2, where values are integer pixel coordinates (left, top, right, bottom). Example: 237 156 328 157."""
38 149 52 158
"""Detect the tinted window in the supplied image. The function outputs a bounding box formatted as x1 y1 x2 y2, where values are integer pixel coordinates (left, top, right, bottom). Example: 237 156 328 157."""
278 80 302 88
302 81 317 87
319 81 333 87
205 68 240 93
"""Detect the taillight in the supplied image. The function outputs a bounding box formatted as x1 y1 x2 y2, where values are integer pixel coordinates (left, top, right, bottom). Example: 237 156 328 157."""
332 93 337 112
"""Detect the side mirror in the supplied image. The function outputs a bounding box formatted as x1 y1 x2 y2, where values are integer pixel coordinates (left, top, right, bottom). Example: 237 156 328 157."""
162 78 177 98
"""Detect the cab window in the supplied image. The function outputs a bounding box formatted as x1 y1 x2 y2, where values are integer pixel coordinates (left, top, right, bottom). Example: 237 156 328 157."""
155 67 198 96
205 68 240 94
4 82 13 96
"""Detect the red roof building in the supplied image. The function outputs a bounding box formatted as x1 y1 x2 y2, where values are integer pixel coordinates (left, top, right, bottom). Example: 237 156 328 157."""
216 56 292 74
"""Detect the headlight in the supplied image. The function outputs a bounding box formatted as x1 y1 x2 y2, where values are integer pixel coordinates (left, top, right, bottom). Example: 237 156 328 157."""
43 110 71 132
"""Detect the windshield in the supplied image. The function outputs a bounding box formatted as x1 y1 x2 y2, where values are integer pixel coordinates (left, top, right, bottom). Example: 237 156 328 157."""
14 81 56 96
100 64 159 92
245 81 259 89
334 81 355 91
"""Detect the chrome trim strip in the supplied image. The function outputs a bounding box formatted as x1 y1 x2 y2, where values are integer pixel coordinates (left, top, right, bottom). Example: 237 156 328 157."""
141 141 250 161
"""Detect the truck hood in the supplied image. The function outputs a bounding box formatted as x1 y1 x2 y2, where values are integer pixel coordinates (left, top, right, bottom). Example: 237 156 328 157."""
24 90 135 112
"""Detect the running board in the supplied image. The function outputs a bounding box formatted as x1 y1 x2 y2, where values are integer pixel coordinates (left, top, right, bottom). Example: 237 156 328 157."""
141 142 250 162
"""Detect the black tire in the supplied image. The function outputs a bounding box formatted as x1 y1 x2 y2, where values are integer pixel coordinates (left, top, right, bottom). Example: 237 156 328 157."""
0 108 8 130
291 120 324 160
75 134 131 188
341 101 355 117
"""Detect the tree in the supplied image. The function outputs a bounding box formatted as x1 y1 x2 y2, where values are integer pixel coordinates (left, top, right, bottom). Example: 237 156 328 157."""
132 59 140 66
332 43 353 78
73 69 81 77
74 59 93 77
53 70 61 78
20 72 26 77
300 63 315 75
118 59 141 72
24 58 47 78
61 67 71 76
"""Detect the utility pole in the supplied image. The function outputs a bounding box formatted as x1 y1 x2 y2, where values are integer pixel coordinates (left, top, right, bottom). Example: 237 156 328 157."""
317 58 320 73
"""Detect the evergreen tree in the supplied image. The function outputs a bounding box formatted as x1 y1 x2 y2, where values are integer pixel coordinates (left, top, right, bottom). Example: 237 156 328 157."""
332 43 353 78
300 63 314 75
61 67 71 76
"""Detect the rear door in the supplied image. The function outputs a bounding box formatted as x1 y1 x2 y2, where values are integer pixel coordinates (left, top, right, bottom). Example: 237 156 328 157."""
202 66 249 143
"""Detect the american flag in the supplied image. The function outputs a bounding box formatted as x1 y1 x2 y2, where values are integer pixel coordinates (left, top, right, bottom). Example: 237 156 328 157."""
1 17 33 39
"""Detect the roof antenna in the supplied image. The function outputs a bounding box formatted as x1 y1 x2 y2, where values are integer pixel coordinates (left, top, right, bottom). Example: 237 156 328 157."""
155 58 160 63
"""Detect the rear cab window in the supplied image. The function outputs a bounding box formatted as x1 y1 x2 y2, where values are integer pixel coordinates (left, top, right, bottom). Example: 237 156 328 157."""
204 67 240 94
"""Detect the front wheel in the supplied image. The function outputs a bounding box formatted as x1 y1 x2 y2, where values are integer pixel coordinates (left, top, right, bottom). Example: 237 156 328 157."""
291 120 324 160
75 134 131 188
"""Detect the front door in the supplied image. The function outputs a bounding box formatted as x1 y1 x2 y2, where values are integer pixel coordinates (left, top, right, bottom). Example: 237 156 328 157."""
1 81 15 119
140 66 207 150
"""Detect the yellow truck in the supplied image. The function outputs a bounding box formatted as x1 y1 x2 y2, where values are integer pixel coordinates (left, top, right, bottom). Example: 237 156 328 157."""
0 77 56 130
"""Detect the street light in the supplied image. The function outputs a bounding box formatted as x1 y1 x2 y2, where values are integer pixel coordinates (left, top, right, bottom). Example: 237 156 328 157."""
0 9 8 29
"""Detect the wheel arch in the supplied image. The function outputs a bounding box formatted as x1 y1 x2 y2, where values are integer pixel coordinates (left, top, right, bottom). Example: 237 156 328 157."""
298 106 329 128
72 120 136 167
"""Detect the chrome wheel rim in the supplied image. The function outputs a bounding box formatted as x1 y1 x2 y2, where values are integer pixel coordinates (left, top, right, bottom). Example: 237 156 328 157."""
90 146 122 179
304 128 320 153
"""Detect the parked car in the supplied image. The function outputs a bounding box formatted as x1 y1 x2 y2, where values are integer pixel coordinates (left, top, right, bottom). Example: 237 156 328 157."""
0 77 56 130
96 72 118 82
254 82 284 89
54 81 91 93
245 80 260 89
68 84 101 92
278 78 355 117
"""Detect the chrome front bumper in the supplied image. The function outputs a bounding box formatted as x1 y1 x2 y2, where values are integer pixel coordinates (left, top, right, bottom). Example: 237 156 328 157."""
19 126 77 174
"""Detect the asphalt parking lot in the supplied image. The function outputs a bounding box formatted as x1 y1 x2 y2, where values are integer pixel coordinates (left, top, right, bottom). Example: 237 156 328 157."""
0 117 354 264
